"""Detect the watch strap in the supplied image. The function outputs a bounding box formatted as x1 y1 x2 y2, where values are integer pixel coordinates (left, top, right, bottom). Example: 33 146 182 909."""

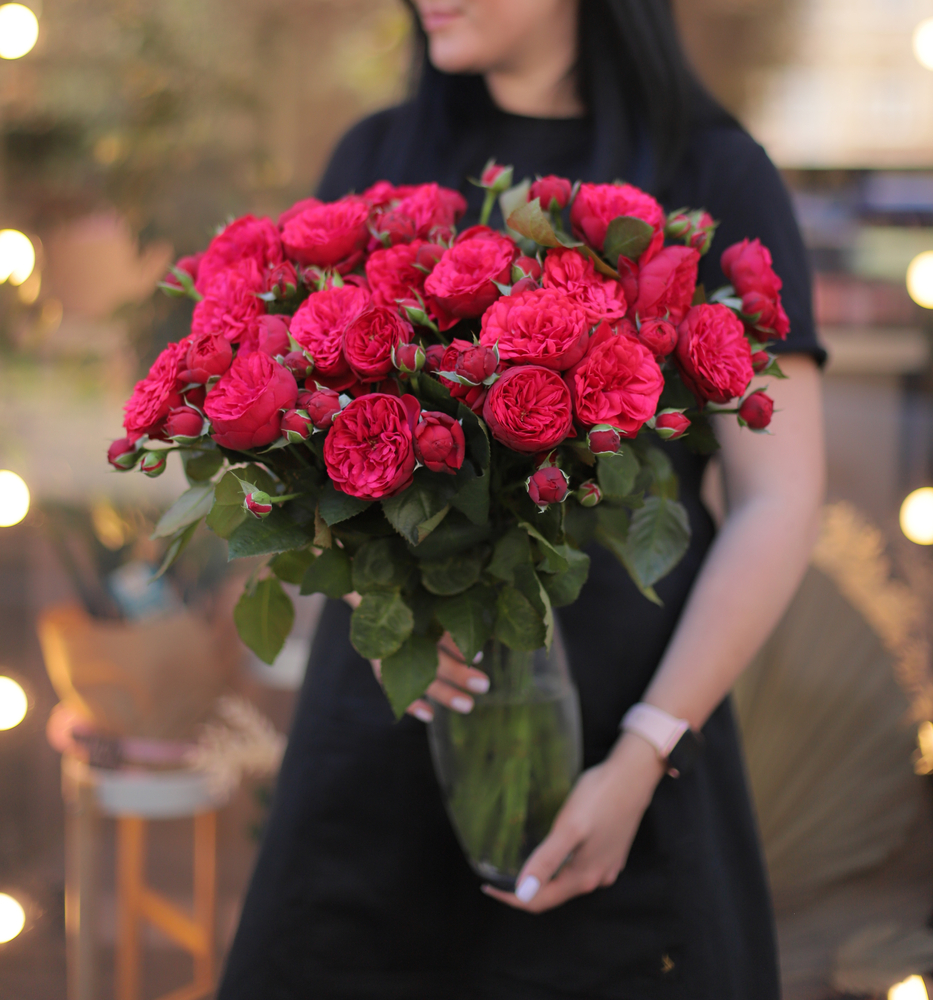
621 703 691 760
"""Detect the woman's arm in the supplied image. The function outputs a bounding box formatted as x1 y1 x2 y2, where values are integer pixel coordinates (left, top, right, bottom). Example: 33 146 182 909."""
485 354 825 911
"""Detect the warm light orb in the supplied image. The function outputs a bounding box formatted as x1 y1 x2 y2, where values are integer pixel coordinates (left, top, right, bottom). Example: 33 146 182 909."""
907 251 933 309
0 230 35 285
889 975 929 1000
0 471 30 527
0 893 25 943
0 4 38 60
914 18 933 71
0 677 27 730
901 488 933 545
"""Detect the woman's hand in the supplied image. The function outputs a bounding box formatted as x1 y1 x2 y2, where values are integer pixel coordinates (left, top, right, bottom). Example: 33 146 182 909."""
483 732 665 913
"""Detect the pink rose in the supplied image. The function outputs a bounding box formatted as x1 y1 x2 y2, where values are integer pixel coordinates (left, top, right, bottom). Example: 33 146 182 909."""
413 411 466 474
324 393 420 499
280 196 371 272
739 391 774 430
163 252 204 291
741 290 790 339
290 284 371 390
281 408 312 442
164 405 205 442
675 304 754 405
587 425 621 455
343 306 414 382
632 246 700 326
635 317 678 359
529 176 572 210
195 216 283 294
191 262 266 346
423 232 518 328
541 247 627 325
372 183 467 244
278 197 322 228
565 322 664 437
482 365 574 454
254 315 292 358
655 412 690 440
365 240 429 309
180 330 233 384
437 339 501 413
721 238 789 340
570 183 665 262
297 386 342 429
526 467 570 507
204 351 298 451
123 342 186 441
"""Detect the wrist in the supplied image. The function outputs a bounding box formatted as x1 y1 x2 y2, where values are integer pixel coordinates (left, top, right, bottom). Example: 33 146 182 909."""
620 702 705 778
608 730 666 784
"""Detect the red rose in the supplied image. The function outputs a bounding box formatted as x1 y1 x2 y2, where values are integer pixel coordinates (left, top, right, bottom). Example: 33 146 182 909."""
423 232 518 328
529 176 572 211
363 181 416 209
587 425 621 455
479 287 589 371
655 411 690 440
689 212 716 254
263 261 299 298
191 262 266 346
278 197 322 228
290 284 371 390
512 256 542 281
526 466 570 507
741 290 790 339
255 315 291 358
675 304 754 405
164 405 205 442
184 386 206 409
570 183 665 262
365 240 429 309
423 344 446 373
373 183 467 244
195 216 284 294
298 386 343 428
636 317 678 358
541 247 627 325
633 246 700 326
751 350 770 374
324 393 419 499
343 306 414 382
721 238 781 298
163 252 204 291
123 342 186 441
454 345 498 384
281 408 312 442
437 339 500 413
108 437 139 470
280 196 370 271
244 491 273 518
180 329 233 384
282 351 314 379
481 163 509 187
393 342 425 374
482 365 574 454
565 322 664 437
204 351 298 451
739 391 774 430
413 411 465 474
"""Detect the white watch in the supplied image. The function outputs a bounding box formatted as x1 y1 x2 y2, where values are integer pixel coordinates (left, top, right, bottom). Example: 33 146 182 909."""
621 703 702 777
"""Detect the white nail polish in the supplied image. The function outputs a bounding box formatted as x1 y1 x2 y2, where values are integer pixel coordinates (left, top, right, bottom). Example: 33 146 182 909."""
473 651 484 664
413 705 433 723
466 676 489 694
515 876 540 903
451 695 473 714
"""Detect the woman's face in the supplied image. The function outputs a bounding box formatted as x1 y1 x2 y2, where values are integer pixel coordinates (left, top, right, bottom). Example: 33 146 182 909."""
411 0 578 76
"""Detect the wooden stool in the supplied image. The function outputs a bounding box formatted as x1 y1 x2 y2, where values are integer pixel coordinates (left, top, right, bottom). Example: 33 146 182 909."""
62 755 230 1000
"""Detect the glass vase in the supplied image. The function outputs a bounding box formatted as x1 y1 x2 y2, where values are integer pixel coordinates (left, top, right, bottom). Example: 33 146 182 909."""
427 630 583 891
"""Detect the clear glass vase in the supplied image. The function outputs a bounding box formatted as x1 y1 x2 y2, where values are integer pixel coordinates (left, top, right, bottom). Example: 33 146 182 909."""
427 630 583 891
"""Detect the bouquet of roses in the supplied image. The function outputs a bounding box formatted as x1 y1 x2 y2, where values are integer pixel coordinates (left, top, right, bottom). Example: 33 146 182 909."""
108 162 789 721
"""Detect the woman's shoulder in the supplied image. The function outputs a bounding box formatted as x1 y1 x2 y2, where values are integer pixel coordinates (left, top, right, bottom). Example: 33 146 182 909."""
677 122 781 208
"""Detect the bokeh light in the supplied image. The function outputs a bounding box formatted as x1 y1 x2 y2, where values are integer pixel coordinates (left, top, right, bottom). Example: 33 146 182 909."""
0 230 35 285
0 677 27 730
907 251 933 309
914 18 933 71
0 471 30 527
0 893 25 943
900 488 933 545
889 976 929 1000
0 4 38 60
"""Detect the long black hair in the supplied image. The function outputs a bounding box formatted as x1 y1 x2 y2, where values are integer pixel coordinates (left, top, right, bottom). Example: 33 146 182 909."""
398 0 735 194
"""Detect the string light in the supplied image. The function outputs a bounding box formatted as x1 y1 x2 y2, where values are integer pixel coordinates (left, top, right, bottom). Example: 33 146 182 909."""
0 4 38 60
889 976 929 1000
900 488 933 545
0 230 35 285
914 18 933 71
0 677 27 730
0 472 29 527
0 893 25 943
907 251 933 309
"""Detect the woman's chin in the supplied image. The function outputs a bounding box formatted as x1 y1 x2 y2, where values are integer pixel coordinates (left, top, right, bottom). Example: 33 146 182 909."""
427 40 490 76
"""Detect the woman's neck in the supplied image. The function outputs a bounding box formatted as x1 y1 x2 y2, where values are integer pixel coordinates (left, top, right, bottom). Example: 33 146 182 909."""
484 65 584 119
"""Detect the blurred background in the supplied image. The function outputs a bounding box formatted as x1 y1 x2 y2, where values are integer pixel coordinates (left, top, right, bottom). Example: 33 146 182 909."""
2 1 933 998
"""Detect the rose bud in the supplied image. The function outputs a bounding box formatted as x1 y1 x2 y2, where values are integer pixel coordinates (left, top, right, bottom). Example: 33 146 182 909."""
689 212 716 255
454 345 498 385
164 405 205 444
297 386 342 429
264 261 299 298
185 385 206 409
243 490 274 519
161 253 203 296
739 391 774 431
575 479 602 508
397 297 438 331
637 317 678 359
665 212 691 239
655 411 691 441
282 350 314 378
587 424 622 455
140 450 167 478
108 437 140 470
510 276 539 295
534 449 560 469
393 341 426 374
526 467 570 509
415 243 446 271
479 162 513 193
529 175 572 211
281 408 313 443
423 344 446 374
512 256 542 282
413 411 466 474
182 330 233 384
751 350 770 374
256 315 292 357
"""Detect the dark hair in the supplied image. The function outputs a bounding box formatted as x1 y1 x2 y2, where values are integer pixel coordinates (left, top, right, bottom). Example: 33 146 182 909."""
399 0 734 194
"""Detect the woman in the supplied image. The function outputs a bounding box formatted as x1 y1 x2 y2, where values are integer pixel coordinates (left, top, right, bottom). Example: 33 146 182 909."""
219 2 825 997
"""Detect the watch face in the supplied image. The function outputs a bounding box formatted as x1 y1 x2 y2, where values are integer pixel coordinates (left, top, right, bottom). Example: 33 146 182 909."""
667 729 703 778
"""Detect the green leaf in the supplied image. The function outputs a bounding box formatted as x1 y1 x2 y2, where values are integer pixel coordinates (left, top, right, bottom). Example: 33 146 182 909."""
499 178 532 231
540 546 591 608
564 502 598 548
152 484 215 539
352 536 412 592
643 447 679 500
270 547 317 585
495 584 547 651
380 635 439 719
435 585 497 662
420 546 488 596
382 474 453 545
407 512 492 561
457 405 491 472
486 527 533 584
621 497 690 588
683 412 721 455
350 591 414 660
603 215 655 266
153 520 200 580
183 448 223 483
597 450 640 499
519 521 569 573
594 511 662 606
207 466 277 539
449 466 489 526
318 482 372 526
506 198 569 248
410 372 458 416
227 507 312 559
233 577 295 665
300 545 352 598
207 501 248 540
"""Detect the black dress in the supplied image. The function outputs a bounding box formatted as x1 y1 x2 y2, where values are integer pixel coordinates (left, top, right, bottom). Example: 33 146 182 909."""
218 100 824 1000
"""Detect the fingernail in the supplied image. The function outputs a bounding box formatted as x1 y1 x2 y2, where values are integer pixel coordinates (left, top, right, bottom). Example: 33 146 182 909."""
466 675 489 694
413 705 433 723
450 695 473 714
472 651 484 664
515 876 540 903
